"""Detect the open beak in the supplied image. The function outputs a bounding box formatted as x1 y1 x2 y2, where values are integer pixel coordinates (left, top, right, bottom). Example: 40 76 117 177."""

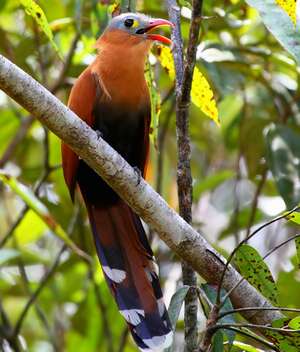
141 19 173 45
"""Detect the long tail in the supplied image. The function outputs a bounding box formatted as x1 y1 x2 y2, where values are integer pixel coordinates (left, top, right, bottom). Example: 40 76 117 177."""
83 197 172 351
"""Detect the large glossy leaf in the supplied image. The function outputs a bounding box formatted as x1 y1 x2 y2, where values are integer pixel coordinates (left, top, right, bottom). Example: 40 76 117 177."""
235 244 279 305
245 0 300 63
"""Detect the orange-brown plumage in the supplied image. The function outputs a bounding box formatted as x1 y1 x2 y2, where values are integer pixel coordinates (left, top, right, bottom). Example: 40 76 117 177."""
61 13 173 351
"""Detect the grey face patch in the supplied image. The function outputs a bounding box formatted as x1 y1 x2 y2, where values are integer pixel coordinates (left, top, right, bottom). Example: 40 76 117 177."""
107 12 151 36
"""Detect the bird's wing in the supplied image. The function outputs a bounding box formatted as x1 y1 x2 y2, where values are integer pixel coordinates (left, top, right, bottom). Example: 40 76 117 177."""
61 67 99 200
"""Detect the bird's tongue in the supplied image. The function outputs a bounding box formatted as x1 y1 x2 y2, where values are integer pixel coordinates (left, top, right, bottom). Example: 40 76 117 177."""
146 33 172 45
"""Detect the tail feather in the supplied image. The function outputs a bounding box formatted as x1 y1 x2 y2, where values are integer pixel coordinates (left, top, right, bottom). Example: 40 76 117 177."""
84 198 172 351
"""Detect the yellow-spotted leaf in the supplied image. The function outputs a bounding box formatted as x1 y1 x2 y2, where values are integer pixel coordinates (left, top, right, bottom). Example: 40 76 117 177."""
156 46 219 126
19 0 62 58
275 0 296 25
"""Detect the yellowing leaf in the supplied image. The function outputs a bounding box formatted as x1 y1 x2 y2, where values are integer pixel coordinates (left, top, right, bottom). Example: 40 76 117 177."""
156 46 219 126
20 0 62 58
275 0 296 25
191 67 220 126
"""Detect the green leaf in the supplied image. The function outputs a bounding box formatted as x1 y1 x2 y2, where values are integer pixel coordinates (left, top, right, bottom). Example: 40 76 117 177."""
0 249 19 265
286 211 300 225
266 317 300 351
19 0 62 58
167 285 189 330
212 330 224 352
145 60 161 148
202 284 236 347
0 173 88 260
164 285 189 352
265 124 300 208
15 210 47 244
245 0 300 64
235 244 279 305
296 237 300 269
289 316 300 330
193 170 234 200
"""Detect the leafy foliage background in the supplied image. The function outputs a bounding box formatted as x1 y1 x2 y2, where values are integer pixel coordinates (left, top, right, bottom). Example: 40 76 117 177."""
0 0 300 351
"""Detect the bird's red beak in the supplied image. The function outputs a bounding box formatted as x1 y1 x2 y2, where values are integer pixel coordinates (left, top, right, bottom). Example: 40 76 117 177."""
144 19 173 45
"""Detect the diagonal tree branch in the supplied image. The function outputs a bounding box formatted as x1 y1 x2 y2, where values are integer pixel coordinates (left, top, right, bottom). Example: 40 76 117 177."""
0 54 282 329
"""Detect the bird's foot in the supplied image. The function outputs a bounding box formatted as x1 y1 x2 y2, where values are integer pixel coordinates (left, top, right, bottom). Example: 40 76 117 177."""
95 129 103 139
133 167 142 186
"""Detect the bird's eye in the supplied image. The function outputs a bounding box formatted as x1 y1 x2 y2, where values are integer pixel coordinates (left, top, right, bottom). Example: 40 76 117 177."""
124 18 134 28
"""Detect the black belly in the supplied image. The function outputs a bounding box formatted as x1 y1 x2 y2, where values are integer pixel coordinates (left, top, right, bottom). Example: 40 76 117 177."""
77 101 149 205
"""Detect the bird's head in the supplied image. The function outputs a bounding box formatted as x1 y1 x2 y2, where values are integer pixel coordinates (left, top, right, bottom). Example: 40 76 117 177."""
99 12 173 48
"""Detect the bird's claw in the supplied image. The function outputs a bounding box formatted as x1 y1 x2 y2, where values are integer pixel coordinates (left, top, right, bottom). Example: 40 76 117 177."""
95 129 103 139
133 167 142 186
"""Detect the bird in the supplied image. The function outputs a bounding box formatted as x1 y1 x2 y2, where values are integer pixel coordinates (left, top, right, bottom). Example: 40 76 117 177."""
61 12 173 351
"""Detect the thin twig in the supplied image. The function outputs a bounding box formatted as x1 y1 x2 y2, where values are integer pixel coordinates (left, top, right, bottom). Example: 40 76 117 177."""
213 323 300 334
219 306 300 320
167 1 203 350
13 244 66 337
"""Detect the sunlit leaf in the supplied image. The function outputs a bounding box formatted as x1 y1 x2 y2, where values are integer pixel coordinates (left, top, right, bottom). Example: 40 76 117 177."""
296 236 300 269
19 0 62 58
232 341 264 351
289 316 300 330
275 0 296 25
286 210 300 224
0 173 88 260
235 244 279 305
15 210 47 244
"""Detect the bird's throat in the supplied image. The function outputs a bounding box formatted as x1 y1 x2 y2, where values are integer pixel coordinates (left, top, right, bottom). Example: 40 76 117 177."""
92 42 150 108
